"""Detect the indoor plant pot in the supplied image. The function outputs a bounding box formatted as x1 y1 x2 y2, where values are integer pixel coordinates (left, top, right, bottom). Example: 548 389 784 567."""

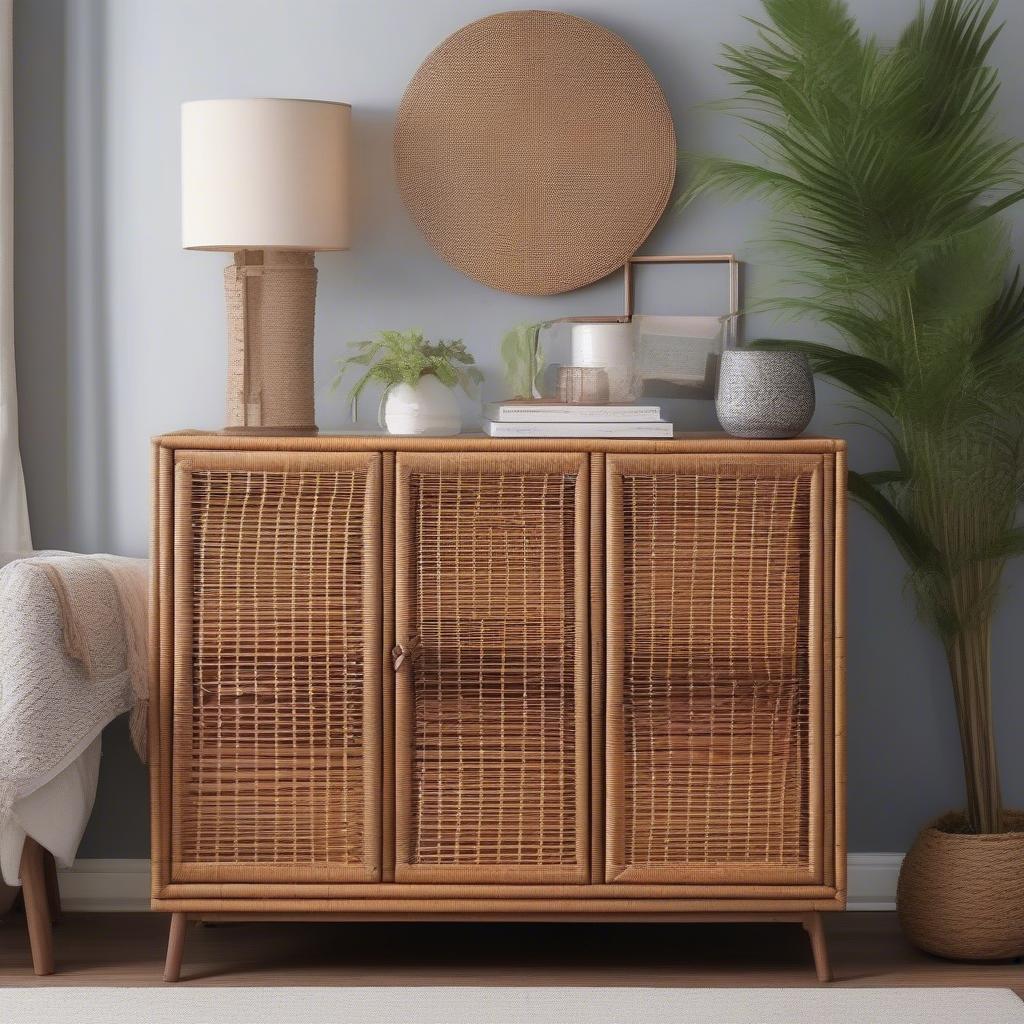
381 372 462 436
715 350 815 439
333 330 482 436
897 811 1024 960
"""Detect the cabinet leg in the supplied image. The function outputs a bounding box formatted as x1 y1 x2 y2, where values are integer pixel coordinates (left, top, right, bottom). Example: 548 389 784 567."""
163 912 188 982
20 837 54 976
802 912 832 982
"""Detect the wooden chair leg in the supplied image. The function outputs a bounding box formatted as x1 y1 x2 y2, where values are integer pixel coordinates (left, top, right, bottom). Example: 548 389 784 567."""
42 850 61 924
802 911 832 982
163 912 188 982
20 837 54 976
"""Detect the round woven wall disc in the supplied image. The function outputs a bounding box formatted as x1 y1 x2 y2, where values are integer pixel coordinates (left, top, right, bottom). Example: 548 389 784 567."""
394 11 677 296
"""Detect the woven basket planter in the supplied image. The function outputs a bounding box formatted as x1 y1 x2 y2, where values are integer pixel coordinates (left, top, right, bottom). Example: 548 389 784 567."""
897 811 1024 960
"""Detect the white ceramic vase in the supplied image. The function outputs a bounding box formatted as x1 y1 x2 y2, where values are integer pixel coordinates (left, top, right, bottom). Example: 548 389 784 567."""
381 373 462 436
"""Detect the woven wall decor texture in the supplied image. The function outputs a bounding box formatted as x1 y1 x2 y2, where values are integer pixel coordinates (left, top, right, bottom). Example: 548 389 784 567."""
393 11 677 296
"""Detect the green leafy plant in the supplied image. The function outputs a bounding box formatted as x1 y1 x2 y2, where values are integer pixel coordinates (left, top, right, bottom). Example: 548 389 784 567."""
500 322 545 398
684 0 1024 834
332 329 484 419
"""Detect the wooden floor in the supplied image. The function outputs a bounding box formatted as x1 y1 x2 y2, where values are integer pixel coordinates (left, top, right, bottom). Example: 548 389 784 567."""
0 911 1021 991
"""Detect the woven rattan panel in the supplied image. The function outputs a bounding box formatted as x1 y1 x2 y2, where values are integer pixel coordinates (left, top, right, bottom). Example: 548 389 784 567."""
395 453 588 883
607 456 821 884
393 11 676 296
173 453 381 883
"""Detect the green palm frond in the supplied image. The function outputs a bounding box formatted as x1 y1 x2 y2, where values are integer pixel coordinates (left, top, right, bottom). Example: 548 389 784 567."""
848 470 939 573
691 0 1024 834
974 267 1024 367
858 468 907 487
749 339 900 408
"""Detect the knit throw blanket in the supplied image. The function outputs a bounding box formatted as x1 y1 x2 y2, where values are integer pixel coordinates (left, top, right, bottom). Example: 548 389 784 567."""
0 554 148 824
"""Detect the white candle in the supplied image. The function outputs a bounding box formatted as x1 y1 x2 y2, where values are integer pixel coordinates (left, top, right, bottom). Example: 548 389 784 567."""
570 322 637 402
571 322 635 368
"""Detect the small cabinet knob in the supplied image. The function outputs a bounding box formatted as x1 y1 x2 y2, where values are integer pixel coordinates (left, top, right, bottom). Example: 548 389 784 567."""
392 634 422 672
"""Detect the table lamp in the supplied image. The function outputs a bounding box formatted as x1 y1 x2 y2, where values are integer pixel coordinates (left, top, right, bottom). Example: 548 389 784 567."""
181 98 351 433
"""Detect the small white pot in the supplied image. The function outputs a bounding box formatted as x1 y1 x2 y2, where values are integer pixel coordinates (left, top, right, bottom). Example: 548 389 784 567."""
381 374 463 436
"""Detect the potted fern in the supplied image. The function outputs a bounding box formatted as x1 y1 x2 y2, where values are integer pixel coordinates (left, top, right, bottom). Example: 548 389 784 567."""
687 0 1024 958
333 330 483 435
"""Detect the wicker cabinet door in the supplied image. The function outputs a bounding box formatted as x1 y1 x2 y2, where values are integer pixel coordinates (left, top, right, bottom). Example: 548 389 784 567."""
171 451 382 884
394 452 590 883
605 453 831 886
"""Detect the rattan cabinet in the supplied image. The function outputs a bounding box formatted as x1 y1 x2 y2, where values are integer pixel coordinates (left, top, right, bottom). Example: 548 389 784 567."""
151 433 845 982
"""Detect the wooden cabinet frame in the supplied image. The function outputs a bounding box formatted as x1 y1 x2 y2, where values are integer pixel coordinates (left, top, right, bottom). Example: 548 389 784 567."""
150 433 845 985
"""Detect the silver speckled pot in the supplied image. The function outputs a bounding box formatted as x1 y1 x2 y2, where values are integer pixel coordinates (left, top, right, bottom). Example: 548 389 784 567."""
715 350 815 439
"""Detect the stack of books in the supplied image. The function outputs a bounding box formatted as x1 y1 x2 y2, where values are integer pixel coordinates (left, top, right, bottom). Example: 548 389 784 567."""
482 400 672 438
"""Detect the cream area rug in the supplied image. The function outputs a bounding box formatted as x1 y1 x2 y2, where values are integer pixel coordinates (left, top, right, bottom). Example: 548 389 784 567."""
2 987 1023 1023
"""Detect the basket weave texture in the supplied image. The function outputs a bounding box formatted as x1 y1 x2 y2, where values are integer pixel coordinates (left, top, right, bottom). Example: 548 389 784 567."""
394 11 676 296
223 251 317 430
897 810 1024 960
153 435 845 908
179 464 371 874
401 460 582 873
616 467 812 873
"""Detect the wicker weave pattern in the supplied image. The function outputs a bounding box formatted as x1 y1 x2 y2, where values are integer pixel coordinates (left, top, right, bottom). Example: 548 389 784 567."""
897 811 1024 959
395 454 589 881
223 250 317 431
173 453 381 882
152 437 844 913
393 11 676 296
608 456 819 882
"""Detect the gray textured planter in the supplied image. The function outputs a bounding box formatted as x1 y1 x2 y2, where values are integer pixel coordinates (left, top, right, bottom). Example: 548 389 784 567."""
715 350 815 439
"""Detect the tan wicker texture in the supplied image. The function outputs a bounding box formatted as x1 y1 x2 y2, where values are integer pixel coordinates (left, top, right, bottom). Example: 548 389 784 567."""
171 451 381 883
149 436 845 927
223 250 317 432
897 810 1024 960
606 455 822 884
393 11 676 296
394 453 589 882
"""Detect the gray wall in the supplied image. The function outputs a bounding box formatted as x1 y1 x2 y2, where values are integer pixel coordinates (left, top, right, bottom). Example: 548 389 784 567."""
13 0 1024 858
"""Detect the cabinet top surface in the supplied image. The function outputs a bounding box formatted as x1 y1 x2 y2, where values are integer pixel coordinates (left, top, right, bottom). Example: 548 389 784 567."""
155 430 846 455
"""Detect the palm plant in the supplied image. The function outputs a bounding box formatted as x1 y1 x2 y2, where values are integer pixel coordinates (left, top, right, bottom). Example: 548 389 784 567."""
684 0 1024 834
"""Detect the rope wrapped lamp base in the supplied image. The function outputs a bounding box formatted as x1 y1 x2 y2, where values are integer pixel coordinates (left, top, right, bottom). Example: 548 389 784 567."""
223 249 319 434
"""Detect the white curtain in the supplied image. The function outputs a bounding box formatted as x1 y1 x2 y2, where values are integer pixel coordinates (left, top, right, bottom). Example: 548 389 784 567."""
0 0 30 553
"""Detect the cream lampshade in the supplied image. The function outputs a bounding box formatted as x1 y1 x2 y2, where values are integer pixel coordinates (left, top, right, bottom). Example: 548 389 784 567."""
182 98 351 433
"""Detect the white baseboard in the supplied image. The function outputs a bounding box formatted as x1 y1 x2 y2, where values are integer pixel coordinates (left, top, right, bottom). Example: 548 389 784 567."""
57 858 150 912
846 853 904 911
57 854 904 913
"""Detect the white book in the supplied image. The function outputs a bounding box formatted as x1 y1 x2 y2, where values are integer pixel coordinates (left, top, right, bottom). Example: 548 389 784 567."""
482 418 673 439
484 401 662 422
